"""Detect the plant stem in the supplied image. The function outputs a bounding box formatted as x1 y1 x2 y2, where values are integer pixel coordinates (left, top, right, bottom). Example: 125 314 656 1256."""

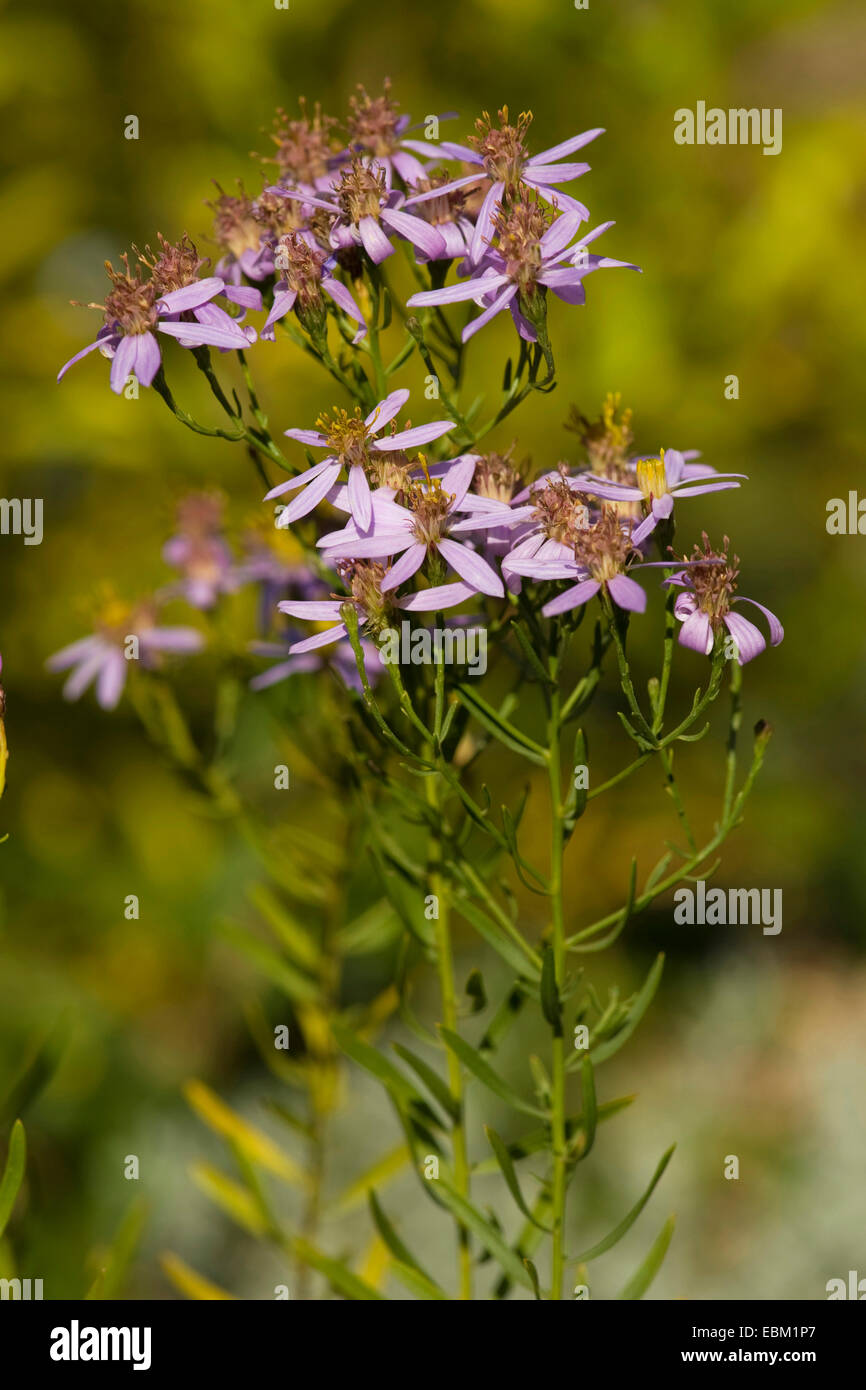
425 759 472 1300
547 675 568 1300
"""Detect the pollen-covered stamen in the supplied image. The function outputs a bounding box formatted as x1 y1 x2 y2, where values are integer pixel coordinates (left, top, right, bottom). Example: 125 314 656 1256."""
367 449 412 494
275 233 328 309
336 559 393 634
469 106 533 187
636 452 668 502
209 186 262 260
685 534 739 628
262 98 338 184
253 187 306 238
405 476 455 545
532 476 589 545
316 406 373 470
574 506 637 582
493 197 551 293
567 393 635 481
95 256 159 335
347 79 402 158
335 160 387 226
138 233 208 296
474 449 523 504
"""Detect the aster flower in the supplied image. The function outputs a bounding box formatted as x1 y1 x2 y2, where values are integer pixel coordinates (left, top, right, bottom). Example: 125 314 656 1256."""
279 560 477 658
406 205 636 343
258 98 343 190
317 455 520 599
269 157 447 265
46 600 203 710
344 80 444 188
506 505 648 617
249 633 380 692
500 472 590 586
407 107 602 263
161 492 240 609
665 535 784 664
401 168 475 261
58 241 256 394
578 447 746 545
263 232 366 342
265 389 453 532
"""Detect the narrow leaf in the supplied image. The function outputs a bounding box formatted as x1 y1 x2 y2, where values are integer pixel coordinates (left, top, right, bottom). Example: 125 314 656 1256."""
0 1119 26 1239
572 1144 676 1263
485 1126 551 1230
436 1179 533 1290
619 1214 676 1300
439 1027 547 1118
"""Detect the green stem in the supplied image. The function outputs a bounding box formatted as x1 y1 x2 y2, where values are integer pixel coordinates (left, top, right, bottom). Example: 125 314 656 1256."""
547 671 567 1300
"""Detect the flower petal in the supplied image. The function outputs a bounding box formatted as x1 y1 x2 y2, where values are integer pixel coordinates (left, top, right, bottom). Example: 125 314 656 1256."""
381 542 427 592
723 611 766 664
436 537 504 597
542 579 600 617
607 574 647 613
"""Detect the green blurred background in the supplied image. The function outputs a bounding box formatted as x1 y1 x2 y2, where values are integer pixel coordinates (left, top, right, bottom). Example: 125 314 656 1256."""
2 0 865 1298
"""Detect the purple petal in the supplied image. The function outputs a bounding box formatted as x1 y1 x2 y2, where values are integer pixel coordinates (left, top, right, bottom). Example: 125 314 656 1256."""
522 161 591 183
462 283 517 342
131 331 161 387
392 150 428 184
156 277 224 314
347 463 373 531
378 420 454 450
289 626 348 654
542 579 600 617
679 609 714 656
278 600 344 620
365 387 410 432
533 129 604 163
322 278 366 339
264 457 334 500
140 627 204 653
46 635 101 671
440 454 477 507
96 651 128 710
470 181 504 265
607 574 646 613
732 597 784 646
381 207 447 260
436 537 504 597
224 284 263 310
404 171 484 204
263 288 297 334
540 211 586 257
318 531 412 559
398 581 476 612
358 216 394 263
57 333 112 382
381 542 427 592
284 428 330 447
722 612 765 665
275 461 342 525
157 319 249 350
407 271 509 307
109 335 138 394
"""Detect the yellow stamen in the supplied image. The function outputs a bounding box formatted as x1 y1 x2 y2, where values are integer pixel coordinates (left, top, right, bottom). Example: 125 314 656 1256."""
636 451 667 502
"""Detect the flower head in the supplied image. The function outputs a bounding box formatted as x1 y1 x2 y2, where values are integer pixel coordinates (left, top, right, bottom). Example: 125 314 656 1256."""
46 597 203 709
667 535 784 664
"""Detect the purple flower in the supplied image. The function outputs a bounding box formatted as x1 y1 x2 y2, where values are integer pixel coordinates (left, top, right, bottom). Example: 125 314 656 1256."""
665 536 783 664
46 600 203 710
578 448 746 545
265 389 453 533
278 560 476 658
343 81 448 189
505 505 648 617
263 232 366 342
406 208 636 343
408 107 602 265
58 239 257 395
269 157 447 265
161 492 240 609
316 454 521 598
249 635 380 693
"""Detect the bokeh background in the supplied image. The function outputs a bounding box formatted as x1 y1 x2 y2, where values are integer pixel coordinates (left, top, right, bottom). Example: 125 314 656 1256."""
1 0 865 1298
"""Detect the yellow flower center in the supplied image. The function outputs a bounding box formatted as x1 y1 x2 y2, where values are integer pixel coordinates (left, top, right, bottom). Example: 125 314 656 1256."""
636 452 668 502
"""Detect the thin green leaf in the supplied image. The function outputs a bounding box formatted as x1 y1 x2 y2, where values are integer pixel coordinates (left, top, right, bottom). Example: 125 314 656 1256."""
572 1144 676 1263
392 1044 460 1125
291 1237 386 1301
390 1260 450 1300
439 1027 547 1118
485 1126 551 1231
540 945 563 1035
0 1120 26 1239
218 920 320 1005
86 1197 148 1300
436 1179 533 1290
368 1191 441 1294
587 952 664 1065
619 1214 676 1300
454 685 548 765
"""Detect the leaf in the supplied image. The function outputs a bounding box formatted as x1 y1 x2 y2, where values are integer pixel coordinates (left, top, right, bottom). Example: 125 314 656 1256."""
160 1252 236 1301
0 1019 68 1127
563 728 588 836
454 685 548 765
392 1045 460 1125
85 1196 147 1300
452 895 540 980
472 1094 636 1174
439 1027 547 1118
191 1163 268 1237
485 1126 551 1231
290 1237 386 1301
0 1119 26 1239
572 1144 676 1263
331 1144 412 1213
184 1080 310 1188
619 1214 676 1300
390 1260 450 1300
217 920 321 1005
524 1257 543 1300
436 1179 534 1291
587 953 665 1065
366 1191 445 1298
579 1057 597 1160
332 1024 424 1110
248 882 321 972
540 946 563 1035
336 898 400 956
